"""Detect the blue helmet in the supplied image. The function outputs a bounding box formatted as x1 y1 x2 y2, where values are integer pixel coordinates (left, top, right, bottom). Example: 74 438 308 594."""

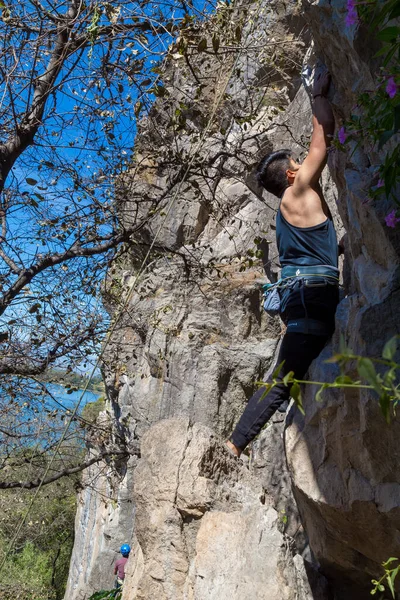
120 544 131 556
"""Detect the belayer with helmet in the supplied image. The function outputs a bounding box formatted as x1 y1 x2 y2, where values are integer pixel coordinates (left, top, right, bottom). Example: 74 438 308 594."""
114 544 131 589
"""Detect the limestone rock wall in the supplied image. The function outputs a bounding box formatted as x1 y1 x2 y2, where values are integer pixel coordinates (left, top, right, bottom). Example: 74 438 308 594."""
65 0 400 599
122 418 329 600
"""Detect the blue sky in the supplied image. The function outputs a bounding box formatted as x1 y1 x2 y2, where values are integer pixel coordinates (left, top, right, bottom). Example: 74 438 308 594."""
0 0 218 374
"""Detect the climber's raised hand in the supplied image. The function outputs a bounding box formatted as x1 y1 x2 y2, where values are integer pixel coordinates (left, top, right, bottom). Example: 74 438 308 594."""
313 71 331 98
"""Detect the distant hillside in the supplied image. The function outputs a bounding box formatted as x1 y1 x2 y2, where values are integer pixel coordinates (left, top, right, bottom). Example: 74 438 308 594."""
38 368 105 393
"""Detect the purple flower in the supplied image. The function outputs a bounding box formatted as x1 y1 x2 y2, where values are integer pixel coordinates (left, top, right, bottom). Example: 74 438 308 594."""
345 9 358 26
346 0 356 14
338 126 347 144
377 178 384 188
384 209 400 228
386 77 397 99
345 0 358 26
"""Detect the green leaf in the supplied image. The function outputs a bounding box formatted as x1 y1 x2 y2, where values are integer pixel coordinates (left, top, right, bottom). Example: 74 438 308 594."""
382 558 399 567
383 42 400 67
379 392 391 424
258 383 274 402
387 577 395 598
334 375 354 385
212 35 220 53
283 371 294 386
383 367 397 387
388 565 400 598
290 382 304 415
358 358 381 394
378 130 395 151
154 85 166 97
383 336 398 361
325 353 342 364
339 335 353 356
89 591 120 600
394 106 400 134
389 4 400 18
197 38 207 52
316 383 329 402
374 44 392 57
376 26 400 42
272 360 285 379
384 164 396 199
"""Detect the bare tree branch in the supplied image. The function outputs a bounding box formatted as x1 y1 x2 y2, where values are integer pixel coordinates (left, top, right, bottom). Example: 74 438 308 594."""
0 450 130 489
0 223 147 315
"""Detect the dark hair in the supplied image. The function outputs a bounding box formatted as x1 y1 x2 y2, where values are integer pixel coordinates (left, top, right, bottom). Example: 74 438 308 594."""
256 149 292 198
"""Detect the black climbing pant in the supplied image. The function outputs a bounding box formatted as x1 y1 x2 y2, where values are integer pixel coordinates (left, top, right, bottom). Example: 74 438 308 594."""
230 280 339 451
229 331 331 451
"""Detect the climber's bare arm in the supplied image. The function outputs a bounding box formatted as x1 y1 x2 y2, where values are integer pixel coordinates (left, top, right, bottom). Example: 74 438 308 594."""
295 111 334 192
281 72 335 227
294 72 334 192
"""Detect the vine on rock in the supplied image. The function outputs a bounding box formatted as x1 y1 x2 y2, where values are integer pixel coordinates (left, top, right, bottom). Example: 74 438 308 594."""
262 334 400 423
371 557 400 598
338 0 400 226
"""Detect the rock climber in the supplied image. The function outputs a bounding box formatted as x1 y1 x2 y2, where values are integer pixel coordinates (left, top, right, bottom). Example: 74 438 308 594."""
114 543 131 589
227 71 341 457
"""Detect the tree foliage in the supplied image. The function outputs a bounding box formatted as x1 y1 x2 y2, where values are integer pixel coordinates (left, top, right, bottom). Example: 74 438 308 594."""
0 450 78 599
0 0 222 576
0 0 220 484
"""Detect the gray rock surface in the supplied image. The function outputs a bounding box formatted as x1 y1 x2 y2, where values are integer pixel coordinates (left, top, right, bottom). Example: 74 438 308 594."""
122 418 329 600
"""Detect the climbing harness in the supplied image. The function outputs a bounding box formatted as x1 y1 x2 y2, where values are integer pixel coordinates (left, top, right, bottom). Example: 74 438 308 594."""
280 264 339 282
263 264 340 335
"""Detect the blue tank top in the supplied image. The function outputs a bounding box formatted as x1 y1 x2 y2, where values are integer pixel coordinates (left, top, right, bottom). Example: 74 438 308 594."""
276 208 338 268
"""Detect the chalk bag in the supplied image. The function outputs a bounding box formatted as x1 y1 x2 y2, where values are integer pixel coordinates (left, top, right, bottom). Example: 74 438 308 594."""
262 283 281 316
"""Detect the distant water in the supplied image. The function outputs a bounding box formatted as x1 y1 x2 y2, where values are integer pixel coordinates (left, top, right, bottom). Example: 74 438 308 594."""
45 383 101 412
1 383 102 448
